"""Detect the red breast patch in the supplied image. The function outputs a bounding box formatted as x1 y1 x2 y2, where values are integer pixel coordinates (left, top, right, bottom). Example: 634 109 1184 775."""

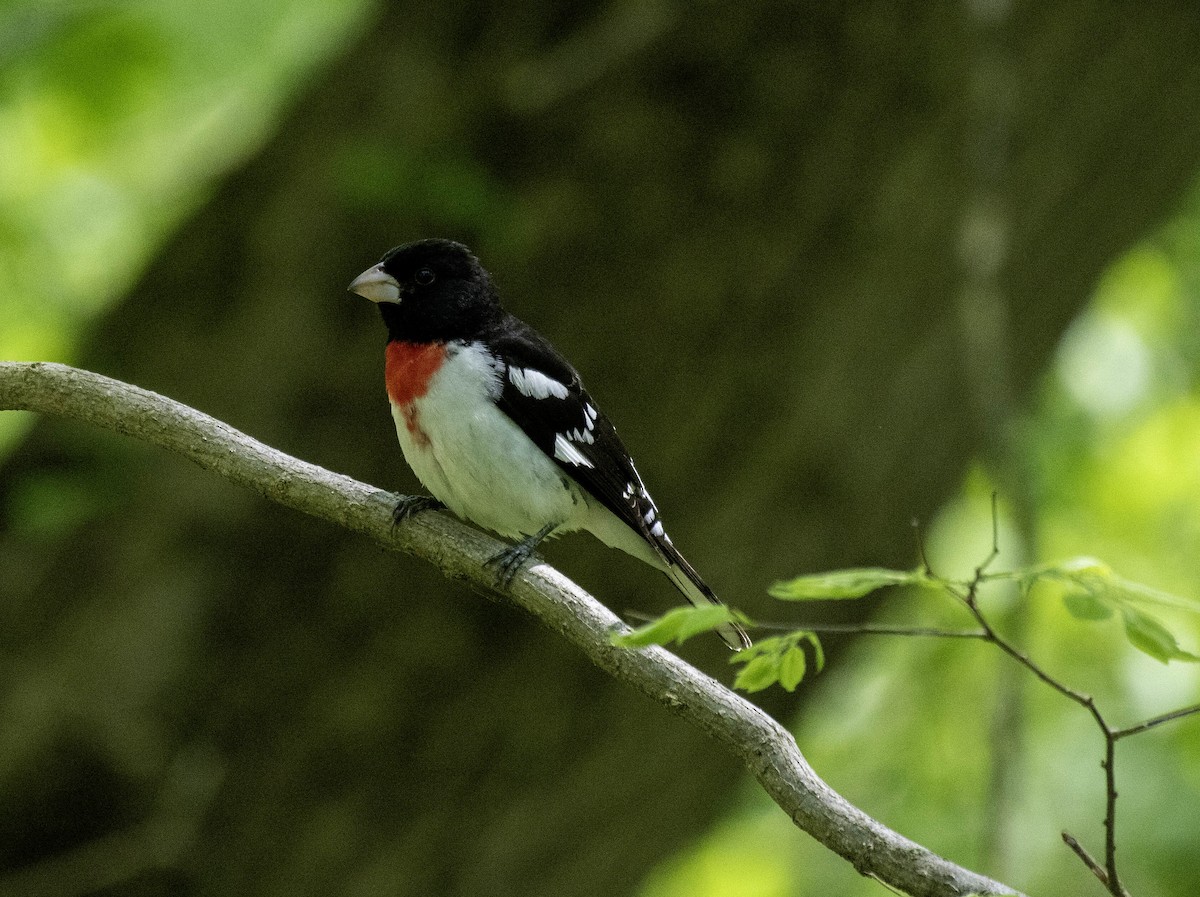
385 341 448 406
385 341 448 445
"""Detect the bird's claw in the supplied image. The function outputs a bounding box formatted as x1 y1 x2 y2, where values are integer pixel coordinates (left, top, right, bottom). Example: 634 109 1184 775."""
391 495 445 531
484 542 535 588
484 522 556 588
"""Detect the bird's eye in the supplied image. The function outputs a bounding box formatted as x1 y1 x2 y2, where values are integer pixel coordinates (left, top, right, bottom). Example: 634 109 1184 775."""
414 268 436 286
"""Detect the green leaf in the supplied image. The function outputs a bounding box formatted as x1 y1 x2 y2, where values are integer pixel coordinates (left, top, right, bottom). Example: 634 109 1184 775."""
1120 607 1200 664
732 653 781 693
728 633 823 693
1051 556 1114 577
1063 592 1113 621
803 631 826 672
728 635 784 665
612 604 741 649
1029 560 1200 661
1022 556 1200 621
1108 578 1200 615
1020 556 1112 592
769 568 924 601
778 646 808 691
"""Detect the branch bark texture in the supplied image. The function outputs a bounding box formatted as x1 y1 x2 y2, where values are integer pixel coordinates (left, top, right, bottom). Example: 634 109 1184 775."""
0 361 1022 897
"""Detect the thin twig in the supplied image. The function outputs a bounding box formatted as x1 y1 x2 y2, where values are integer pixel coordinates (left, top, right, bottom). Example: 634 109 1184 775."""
1112 704 1200 741
622 611 988 640
919 554 1200 897
954 510 1131 895
913 517 934 576
1062 832 1109 888
756 621 988 639
978 491 1002 576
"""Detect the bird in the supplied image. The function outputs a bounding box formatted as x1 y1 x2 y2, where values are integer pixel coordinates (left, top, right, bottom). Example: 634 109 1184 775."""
348 239 750 650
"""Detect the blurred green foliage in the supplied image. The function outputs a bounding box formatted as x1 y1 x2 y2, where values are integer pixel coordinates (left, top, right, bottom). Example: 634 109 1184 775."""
0 0 374 445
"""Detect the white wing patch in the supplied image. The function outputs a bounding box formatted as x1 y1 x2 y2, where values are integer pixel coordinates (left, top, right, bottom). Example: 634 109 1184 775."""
622 460 672 545
509 366 570 400
552 396 602 465
553 433 595 468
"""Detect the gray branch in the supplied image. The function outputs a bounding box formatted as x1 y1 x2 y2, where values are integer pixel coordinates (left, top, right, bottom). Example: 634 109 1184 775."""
0 361 1022 897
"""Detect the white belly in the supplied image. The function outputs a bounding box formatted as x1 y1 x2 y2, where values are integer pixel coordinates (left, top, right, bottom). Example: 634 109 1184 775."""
392 342 587 539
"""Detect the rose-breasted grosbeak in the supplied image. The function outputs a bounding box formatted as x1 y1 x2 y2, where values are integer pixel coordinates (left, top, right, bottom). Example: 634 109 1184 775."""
349 239 750 650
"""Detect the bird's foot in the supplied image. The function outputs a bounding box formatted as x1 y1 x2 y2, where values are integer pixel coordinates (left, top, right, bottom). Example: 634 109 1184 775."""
391 495 445 531
485 522 555 588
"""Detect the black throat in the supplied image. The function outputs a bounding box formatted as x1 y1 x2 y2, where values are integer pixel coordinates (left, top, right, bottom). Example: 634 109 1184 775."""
378 286 504 344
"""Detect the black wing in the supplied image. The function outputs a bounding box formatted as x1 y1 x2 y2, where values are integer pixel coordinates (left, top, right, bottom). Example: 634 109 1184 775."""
490 316 752 650
488 317 674 559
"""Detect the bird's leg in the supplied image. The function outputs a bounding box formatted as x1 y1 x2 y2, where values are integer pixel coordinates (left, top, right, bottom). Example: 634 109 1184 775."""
391 494 446 531
485 522 556 587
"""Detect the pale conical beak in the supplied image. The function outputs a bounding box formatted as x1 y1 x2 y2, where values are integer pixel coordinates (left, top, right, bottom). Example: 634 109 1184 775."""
348 264 401 303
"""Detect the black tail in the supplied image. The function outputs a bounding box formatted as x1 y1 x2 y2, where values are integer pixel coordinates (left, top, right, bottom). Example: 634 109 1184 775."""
662 550 751 651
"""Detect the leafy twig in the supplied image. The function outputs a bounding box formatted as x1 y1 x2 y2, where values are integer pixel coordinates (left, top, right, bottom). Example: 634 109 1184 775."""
933 494 1196 896
764 494 1200 896
957 497 1175 895
953 565 1131 894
